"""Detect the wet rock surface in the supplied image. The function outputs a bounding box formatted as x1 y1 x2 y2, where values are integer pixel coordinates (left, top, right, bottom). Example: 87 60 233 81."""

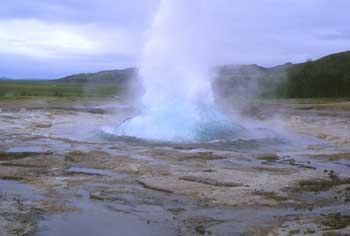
0 99 349 235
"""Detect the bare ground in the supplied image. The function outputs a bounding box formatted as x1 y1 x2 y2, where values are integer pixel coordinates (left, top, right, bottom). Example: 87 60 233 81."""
0 99 349 236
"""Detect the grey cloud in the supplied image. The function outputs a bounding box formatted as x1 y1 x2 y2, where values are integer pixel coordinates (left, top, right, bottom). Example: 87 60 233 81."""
0 0 349 78
0 52 135 79
0 0 159 28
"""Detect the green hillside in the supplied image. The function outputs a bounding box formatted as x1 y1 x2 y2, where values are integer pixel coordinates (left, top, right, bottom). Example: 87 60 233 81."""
1 51 349 100
213 63 292 100
56 68 136 83
0 68 138 99
283 51 350 98
215 51 350 99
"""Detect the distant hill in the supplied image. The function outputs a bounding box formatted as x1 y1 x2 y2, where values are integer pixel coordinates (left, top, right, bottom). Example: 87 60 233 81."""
0 77 13 80
213 63 292 100
284 51 350 98
56 68 137 83
214 51 350 99
53 68 141 97
1 51 349 99
0 68 140 98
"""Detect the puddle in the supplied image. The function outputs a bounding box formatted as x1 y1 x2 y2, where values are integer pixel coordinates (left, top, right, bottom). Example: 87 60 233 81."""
37 194 177 236
0 179 41 200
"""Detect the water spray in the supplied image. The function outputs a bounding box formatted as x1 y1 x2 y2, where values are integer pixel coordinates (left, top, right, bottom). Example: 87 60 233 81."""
113 0 243 142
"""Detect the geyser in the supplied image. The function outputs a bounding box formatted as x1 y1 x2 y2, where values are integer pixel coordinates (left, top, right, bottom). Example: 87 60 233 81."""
115 0 242 142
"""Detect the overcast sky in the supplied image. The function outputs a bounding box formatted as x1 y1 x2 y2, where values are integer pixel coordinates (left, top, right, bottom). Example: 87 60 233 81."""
0 0 349 79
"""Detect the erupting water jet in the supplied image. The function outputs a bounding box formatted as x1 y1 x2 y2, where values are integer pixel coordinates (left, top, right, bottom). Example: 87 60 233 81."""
114 0 243 142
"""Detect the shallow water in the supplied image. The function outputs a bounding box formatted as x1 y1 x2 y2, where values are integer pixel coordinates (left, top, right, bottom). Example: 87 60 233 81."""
38 202 177 236
0 180 41 200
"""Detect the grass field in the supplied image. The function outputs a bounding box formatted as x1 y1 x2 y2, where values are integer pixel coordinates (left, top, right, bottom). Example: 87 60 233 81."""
0 80 123 99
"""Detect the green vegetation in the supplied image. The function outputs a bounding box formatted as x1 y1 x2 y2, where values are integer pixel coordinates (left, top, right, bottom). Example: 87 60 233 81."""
0 80 85 98
1 52 350 100
0 68 139 99
215 51 350 99
252 190 287 202
321 213 350 230
297 174 350 192
282 51 350 98
194 225 206 235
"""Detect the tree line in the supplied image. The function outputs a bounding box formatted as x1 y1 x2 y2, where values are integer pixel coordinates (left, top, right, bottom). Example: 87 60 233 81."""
278 51 350 98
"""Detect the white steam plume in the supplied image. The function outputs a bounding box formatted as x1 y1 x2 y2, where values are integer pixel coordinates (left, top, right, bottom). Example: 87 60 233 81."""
115 0 241 142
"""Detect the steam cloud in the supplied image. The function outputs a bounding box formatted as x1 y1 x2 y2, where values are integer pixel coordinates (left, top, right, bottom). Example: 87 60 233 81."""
115 0 242 142
111 0 327 142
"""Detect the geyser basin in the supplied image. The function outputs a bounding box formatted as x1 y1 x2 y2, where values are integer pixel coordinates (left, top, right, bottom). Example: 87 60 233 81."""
111 103 244 143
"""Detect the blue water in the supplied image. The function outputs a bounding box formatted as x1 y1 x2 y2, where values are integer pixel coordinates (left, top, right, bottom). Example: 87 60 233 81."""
109 103 244 143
